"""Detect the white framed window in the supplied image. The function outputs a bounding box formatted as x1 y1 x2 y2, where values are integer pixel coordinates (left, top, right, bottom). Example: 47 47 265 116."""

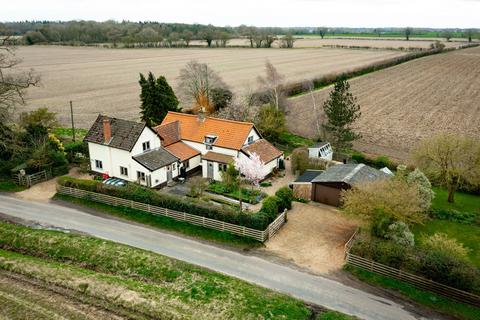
172 163 176 170
142 141 150 151
204 135 216 144
95 160 103 169
120 166 128 176
219 163 227 172
137 171 146 182
206 145 213 150
248 136 254 144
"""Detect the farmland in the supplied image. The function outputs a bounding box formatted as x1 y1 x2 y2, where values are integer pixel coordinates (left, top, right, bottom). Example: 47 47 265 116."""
17 46 407 127
287 46 480 160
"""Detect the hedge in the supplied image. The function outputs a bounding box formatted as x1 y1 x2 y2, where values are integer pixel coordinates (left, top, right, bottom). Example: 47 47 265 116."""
351 234 480 293
58 177 282 230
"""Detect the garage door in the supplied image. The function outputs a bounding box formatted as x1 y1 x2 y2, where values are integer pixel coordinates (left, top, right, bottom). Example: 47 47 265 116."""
312 184 342 207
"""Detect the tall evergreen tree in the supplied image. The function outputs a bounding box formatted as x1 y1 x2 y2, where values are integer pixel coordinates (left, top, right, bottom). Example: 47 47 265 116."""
139 72 180 126
322 78 361 151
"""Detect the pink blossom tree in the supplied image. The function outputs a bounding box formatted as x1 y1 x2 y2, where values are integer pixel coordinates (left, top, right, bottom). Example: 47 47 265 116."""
234 152 266 187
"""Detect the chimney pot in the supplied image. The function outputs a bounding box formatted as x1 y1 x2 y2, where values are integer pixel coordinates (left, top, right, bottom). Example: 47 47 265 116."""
103 118 111 144
197 107 206 123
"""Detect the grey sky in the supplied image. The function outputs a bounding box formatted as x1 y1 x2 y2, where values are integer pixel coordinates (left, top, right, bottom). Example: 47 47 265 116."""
2 0 479 28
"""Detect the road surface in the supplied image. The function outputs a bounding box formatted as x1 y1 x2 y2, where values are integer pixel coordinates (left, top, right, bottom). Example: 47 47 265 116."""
0 194 436 320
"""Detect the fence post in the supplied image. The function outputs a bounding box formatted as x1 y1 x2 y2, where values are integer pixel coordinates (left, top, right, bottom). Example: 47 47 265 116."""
284 209 288 223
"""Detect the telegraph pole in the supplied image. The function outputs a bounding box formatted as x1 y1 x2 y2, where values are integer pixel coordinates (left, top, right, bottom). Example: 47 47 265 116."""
70 100 76 142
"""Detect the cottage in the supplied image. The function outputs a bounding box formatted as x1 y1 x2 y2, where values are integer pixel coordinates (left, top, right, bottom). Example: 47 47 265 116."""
291 170 324 201
308 142 333 161
84 115 180 188
311 163 389 206
155 111 283 181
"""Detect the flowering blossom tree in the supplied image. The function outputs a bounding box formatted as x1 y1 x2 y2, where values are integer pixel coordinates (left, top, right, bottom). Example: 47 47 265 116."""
234 152 266 187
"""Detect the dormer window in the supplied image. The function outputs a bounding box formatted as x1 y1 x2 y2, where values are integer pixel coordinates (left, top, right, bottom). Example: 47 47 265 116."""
248 136 254 145
142 141 150 151
204 135 217 145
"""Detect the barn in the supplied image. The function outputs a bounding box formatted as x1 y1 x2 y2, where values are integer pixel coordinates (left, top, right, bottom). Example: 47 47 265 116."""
311 163 388 206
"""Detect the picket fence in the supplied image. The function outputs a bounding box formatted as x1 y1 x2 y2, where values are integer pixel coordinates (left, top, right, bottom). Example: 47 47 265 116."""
57 185 287 242
344 231 480 307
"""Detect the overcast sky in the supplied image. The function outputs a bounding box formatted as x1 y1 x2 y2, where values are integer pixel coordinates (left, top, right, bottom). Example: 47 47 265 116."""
2 0 479 28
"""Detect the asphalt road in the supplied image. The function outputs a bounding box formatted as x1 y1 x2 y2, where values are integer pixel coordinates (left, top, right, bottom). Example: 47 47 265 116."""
0 194 435 320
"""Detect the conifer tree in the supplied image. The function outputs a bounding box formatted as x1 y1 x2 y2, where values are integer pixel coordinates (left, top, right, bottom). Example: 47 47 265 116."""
139 72 180 126
322 77 361 151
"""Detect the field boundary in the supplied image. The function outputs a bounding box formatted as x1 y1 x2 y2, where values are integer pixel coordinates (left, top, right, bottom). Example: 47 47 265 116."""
57 185 287 242
344 233 480 307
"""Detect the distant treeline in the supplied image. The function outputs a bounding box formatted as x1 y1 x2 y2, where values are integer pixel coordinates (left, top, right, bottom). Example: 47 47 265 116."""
0 21 478 47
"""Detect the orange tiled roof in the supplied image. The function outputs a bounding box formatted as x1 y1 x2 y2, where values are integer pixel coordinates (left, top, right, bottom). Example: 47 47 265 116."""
160 112 255 150
242 139 283 163
155 120 180 147
165 141 200 162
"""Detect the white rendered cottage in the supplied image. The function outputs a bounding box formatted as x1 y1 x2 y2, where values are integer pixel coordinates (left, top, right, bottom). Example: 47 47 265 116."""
84 115 181 188
84 112 284 187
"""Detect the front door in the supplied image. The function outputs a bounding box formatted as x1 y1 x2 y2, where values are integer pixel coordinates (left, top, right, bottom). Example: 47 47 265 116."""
207 162 214 179
167 166 172 182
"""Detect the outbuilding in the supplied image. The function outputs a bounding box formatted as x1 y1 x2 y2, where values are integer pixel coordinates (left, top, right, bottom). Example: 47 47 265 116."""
308 142 333 161
291 170 324 201
311 163 388 206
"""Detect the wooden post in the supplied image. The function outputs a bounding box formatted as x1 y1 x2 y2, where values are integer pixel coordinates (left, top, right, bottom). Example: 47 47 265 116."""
70 101 76 142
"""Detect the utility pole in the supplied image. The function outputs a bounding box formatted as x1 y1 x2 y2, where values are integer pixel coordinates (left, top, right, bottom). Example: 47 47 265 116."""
70 100 76 142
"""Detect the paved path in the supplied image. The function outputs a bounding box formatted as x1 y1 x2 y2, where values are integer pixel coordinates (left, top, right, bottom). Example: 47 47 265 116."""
0 194 435 320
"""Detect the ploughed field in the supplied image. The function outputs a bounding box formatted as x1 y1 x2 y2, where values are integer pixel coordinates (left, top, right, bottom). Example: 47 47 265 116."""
287 46 480 161
18 46 406 127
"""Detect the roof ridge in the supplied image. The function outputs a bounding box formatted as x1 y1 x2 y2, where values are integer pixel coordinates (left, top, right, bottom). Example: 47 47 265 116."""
166 111 254 126
344 164 365 183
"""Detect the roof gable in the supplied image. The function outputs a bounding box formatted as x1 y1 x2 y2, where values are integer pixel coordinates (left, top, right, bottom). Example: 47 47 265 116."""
84 114 146 152
242 139 283 163
158 112 254 150
155 120 181 147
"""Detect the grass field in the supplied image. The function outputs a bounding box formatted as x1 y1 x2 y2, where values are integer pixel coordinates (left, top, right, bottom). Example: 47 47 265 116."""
0 221 314 319
431 187 480 214
17 45 407 127
288 46 480 160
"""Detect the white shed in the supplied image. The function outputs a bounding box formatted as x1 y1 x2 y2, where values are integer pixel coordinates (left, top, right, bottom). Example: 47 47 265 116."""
308 142 333 161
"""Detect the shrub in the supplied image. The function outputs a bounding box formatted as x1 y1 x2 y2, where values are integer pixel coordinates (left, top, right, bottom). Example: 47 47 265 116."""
64 141 88 161
275 187 294 211
428 208 479 225
421 233 470 262
370 209 395 238
260 181 272 187
260 196 281 220
406 168 434 211
351 151 366 163
385 221 415 247
373 155 391 168
58 177 281 230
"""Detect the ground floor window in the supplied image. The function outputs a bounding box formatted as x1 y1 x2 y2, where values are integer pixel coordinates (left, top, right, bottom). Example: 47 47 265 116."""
219 163 227 172
120 166 128 176
184 160 190 169
137 171 146 182
95 160 103 169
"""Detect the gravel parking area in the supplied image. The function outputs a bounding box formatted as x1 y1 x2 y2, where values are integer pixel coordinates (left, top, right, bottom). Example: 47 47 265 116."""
265 202 361 275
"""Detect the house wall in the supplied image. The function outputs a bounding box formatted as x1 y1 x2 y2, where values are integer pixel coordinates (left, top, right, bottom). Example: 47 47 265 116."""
293 183 312 201
237 152 282 178
242 128 261 147
182 140 239 157
184 155 201 172
202 160 225 181
131 127 161 155
311 183 343 207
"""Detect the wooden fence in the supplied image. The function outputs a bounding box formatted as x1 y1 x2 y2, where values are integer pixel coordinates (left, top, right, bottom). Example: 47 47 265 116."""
57 185 287 243
344 232 480 307
13 170 49 187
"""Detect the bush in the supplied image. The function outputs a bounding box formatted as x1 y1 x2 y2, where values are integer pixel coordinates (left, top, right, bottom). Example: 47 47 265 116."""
58 177 280 230
260 196 281 220
370 209 395 238
260 181 272 187
428 208 479 225
64 141 88 162
385 221 415 247
373 155 391 169
421 233 470 262
275 187 294 211
351 151 366 163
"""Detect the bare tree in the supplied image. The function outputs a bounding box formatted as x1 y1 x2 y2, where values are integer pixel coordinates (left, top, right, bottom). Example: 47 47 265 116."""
215 87 259 122
280 34 295 48
177 60 228 113
257 61 285 111
182 30 193 47
405 27 413 41
304 81 323 138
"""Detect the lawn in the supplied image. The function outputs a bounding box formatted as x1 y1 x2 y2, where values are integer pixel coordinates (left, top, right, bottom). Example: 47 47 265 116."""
431 187 480 214
412 219 480 268
345 265 480 320
54 194 262 249
52 127 88 143
276 131 315 156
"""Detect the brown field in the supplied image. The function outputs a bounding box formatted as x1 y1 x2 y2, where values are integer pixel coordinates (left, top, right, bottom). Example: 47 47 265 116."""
192 37 470 50
18 46 407 127
287 46 480 161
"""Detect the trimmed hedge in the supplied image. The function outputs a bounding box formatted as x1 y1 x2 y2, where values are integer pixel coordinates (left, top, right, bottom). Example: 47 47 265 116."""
58 177 280 230
351 234 480 293
275 187 294 211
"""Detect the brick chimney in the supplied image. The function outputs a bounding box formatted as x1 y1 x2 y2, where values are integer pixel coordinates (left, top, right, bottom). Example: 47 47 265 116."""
103 118 111 144
197 107 206 123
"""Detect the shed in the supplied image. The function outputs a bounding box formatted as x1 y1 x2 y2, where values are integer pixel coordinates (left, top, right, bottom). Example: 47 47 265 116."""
308 142 333 161
291 170 323 201
311 164 389 206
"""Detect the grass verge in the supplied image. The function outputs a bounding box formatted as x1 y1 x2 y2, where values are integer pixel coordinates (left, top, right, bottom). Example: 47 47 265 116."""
0 221 312 319
54 193 262 249
0 180 26 193
344 265 480 320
